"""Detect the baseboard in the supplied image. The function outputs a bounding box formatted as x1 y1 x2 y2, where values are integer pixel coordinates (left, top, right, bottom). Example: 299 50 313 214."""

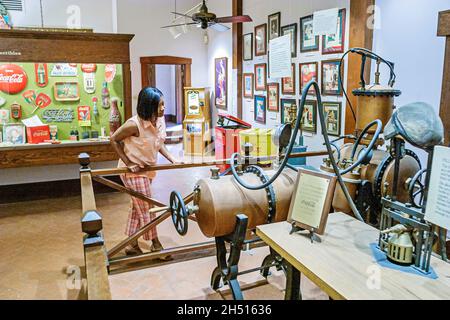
0 176 124 204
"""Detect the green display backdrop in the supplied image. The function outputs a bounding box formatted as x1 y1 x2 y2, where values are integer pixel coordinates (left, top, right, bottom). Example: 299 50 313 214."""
0 62 125 141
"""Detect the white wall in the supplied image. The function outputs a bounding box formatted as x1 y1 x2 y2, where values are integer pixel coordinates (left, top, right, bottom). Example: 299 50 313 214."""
372 0 448 168
156 64 176 116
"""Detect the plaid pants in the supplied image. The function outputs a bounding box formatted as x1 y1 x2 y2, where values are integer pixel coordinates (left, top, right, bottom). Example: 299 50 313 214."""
121 174 157 241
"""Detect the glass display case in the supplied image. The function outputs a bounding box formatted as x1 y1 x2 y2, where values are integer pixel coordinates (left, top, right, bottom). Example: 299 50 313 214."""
0 29 134 168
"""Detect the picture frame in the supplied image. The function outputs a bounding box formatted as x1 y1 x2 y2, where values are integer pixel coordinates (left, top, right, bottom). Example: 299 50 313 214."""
243 33 253 61
268 12 281 42
254 95 267 124
287 169 337 236
243 73 254 99
280 98 297 124
281 23 298 58
53 82 80 102
322 8 346 55
255 24 267 56
0 109 9 125
267 83 279 112
3 123 26 145
299 62 318 96
215 57 228 109
300 15 319 53
301 100 317 133
254 63 267 91
321 60 343 96
322 101 342 137
282 63 296 95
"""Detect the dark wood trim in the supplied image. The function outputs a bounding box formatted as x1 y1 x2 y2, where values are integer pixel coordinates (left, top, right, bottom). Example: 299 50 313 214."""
164 114 177 123
0 176 123 204
233 0 244 119
344 0 375 137
438 11 450 145
140 56 192 65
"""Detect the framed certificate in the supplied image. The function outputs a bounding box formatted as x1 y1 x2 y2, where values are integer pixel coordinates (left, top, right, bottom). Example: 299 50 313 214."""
287 169 337 235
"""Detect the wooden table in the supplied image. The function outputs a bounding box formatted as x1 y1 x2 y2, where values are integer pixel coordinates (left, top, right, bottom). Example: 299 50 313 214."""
256 213 450 300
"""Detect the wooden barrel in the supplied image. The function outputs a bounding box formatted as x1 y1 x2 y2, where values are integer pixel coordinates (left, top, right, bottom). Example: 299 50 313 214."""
195 169 298 238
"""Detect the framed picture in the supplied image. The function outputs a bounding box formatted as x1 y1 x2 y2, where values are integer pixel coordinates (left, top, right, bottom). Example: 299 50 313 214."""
255 24 267 56
322 8 346 54
299 62 318 96
254 63 267 91
243 73 254 99
281 23 298 58
0 109 9 125
254 95 266 124
215 57 228 109
300 15 319 52
268 12 281 42
287 169 337 235
280 98 297 124
301 100 317 133
282 63 296 95
53 82 80 102
3 124 25 145
267 83 279 112
243 33 253 61
322 102 342 137
321 60 343 96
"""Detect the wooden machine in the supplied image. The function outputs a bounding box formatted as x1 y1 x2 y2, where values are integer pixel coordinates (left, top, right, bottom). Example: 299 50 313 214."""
183 87 211 156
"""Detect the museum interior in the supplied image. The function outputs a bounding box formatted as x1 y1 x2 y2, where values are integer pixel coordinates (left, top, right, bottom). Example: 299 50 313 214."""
0 0 449 301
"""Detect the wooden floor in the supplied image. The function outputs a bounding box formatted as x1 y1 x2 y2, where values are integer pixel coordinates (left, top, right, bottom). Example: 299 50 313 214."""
0 144 327 300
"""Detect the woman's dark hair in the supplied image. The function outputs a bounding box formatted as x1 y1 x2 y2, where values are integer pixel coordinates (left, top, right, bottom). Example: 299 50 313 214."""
137 87 164 120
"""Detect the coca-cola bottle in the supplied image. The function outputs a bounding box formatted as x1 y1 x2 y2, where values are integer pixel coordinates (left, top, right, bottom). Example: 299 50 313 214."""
109 98 121 136
101 81 110 109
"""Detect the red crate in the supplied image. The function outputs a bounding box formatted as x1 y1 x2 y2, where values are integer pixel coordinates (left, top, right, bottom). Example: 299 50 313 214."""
26 125 50 144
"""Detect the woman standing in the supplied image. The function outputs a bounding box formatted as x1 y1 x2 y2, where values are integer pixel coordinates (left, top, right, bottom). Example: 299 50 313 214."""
111 87 179 256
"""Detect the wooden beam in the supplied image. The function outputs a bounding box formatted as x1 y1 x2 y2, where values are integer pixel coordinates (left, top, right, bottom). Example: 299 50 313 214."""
233 0 243 119
85 246 112 300
344 0 375 136
438 10 450 145
80 172 97 215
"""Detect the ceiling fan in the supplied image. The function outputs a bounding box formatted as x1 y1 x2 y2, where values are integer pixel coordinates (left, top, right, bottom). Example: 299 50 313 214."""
161 0 252 32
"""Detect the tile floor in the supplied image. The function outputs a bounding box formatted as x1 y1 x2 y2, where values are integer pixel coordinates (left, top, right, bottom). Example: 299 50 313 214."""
0 144 327 300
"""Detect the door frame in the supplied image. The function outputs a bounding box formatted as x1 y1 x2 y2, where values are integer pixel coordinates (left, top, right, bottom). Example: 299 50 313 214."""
140 56 192 123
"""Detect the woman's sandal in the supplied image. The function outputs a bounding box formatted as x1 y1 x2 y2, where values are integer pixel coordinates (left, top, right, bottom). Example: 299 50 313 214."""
125 244 143 256
150 243 173 261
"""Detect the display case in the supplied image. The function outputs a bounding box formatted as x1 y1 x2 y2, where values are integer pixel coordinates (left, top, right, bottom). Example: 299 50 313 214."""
0 29 134 168
183 87 211 156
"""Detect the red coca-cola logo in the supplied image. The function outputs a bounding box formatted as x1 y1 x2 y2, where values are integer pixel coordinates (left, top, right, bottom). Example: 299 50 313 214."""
0 64 28 94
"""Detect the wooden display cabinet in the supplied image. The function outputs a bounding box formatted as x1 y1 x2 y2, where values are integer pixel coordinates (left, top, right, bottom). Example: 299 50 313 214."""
0 29 134 169
183 87 211 156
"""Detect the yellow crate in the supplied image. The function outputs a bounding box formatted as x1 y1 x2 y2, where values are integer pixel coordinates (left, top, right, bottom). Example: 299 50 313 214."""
239 128 278 161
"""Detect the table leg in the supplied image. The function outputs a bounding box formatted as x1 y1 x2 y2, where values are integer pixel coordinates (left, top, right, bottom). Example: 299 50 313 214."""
284 260 302 300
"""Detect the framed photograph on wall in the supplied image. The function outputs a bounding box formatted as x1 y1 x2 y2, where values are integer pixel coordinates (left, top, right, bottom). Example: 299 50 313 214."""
254 63 267 91
281 23 298 58
299 62 318 96
268 12 281 42
255 24 267 56
215 57 228 109
243 73 254 99
321 60 343 96
301 100 317 133
3 123 26 145
243 33 253 61
280 98 297 124
254 95 267 124
322 102 342 137
322 8 346 54
282 63 296 95
300 15 319 52
267 83 279 112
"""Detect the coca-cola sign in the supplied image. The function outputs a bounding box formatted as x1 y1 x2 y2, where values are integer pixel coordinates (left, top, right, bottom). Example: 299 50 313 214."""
0 64 28 94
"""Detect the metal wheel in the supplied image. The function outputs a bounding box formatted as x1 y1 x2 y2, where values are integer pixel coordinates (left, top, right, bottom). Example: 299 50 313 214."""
408 168 428 208
170 191 188 236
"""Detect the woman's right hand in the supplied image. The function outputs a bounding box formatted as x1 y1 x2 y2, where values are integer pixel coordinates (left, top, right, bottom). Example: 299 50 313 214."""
127 162 141 173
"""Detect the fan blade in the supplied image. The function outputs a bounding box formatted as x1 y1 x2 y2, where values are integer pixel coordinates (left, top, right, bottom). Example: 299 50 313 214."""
161 22 197 29
215 15 252 23
209 23 230 32
170 11 194 19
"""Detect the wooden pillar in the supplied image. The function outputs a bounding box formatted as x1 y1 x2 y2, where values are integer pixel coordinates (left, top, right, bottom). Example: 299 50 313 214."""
233 0 243 119
438 10 450 145
344 0 375 136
